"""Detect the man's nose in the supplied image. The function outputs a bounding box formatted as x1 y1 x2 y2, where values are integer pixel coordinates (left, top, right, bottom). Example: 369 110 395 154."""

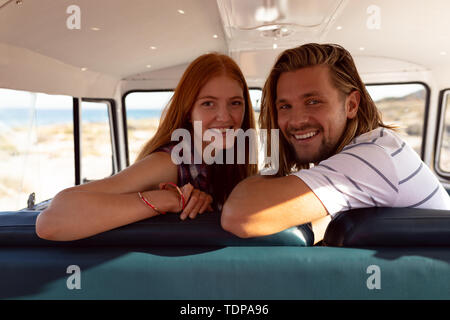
289 106 311 127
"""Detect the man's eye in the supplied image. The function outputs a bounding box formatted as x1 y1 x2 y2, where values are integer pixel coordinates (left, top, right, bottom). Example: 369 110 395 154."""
306 99 320 105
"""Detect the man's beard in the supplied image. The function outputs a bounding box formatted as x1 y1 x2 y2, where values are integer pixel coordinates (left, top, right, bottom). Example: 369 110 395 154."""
283 123 334 166
288 103 347 166
291 142 335 165
290 135 337 166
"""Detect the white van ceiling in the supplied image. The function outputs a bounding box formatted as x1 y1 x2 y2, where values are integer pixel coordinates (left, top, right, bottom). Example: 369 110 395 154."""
0 0 226 78
1 0 450 96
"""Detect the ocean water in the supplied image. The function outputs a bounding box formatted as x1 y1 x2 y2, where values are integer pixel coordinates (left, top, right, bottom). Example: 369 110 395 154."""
0 107 163 127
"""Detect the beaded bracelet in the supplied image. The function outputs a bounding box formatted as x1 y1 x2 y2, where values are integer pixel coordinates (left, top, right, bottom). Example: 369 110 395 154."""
138 191 166 214
160 182 186 212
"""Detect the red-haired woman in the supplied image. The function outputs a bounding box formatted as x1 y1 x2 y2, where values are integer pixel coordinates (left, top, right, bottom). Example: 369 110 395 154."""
36 53 258 241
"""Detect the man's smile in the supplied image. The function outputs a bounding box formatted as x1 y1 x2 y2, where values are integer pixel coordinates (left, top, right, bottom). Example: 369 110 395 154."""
288 129 321 146
293 130 319 141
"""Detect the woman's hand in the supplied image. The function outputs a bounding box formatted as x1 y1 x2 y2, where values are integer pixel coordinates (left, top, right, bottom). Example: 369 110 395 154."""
158 183 213 220
179 186 214 220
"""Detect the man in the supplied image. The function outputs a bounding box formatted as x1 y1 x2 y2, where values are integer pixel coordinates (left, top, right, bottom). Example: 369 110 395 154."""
221 43 450 243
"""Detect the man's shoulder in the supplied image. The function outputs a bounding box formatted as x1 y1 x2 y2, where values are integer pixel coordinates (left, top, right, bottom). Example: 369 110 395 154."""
293 128 401 215
310 127 402 190
341 127 409 156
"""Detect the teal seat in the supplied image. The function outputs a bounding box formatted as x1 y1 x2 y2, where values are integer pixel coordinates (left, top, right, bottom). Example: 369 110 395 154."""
1 246 449 299
0 208 449 299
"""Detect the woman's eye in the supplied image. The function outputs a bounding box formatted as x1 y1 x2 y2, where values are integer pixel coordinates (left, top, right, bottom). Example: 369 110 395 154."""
201 101 214 107
231 100 243 106
278 104 290 110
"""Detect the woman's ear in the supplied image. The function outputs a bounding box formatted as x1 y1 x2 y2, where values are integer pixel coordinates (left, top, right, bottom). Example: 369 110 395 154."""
346 90 360 119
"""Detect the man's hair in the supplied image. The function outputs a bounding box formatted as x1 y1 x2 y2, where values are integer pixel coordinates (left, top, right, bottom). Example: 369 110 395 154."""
260 43 395 176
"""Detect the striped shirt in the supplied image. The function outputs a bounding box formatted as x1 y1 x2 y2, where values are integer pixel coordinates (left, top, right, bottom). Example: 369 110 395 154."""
292 128 450 217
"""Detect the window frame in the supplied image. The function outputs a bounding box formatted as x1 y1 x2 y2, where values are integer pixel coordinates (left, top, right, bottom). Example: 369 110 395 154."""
73 97 81 185
365 81 431 160
74 98 119 185
433 88 450 179
121 89 175 167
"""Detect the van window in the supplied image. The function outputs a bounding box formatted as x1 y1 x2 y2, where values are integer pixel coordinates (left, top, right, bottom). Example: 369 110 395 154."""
366 83 428 156
81 100 116 182
124 91 174 164
436 90 450 174
0 88 74 210
249 88 262 111
124 89 263 165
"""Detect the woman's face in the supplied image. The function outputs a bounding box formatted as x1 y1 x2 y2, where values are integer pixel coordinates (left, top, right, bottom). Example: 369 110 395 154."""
190 75 246 150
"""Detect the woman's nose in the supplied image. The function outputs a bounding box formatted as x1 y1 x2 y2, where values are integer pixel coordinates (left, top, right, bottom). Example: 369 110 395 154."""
216 104 233 122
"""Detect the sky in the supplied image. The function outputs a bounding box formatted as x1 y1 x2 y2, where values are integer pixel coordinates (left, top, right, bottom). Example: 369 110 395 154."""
125 89 263 109
0 84 422 110
124 91 174 109
0 89 73 109
366 83 424 101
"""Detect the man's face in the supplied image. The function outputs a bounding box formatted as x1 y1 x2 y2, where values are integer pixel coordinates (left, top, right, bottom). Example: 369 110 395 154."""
276 65 358 165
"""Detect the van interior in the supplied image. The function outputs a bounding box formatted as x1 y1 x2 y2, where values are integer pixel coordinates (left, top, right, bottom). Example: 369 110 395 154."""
0 0 450 300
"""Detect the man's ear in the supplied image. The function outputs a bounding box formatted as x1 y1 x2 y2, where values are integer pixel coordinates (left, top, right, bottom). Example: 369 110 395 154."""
346 90 360 119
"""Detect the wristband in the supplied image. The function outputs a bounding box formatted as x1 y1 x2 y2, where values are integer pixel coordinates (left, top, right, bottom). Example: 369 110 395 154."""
138 191 166 214
160 182 186 212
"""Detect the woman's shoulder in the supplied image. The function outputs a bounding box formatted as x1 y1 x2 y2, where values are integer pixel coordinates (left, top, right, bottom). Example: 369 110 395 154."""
154 142 178 154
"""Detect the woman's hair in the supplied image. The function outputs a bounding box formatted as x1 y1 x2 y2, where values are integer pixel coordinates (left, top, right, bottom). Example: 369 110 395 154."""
135 53 258 203
260 43 395 176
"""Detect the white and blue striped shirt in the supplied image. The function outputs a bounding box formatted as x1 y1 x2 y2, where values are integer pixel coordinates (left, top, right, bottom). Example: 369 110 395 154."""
293 128 450 217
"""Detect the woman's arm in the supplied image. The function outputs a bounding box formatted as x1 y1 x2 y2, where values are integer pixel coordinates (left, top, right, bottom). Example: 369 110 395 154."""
36 152 180 241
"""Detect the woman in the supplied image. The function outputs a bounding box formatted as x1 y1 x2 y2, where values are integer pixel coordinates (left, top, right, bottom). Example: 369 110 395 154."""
36 53 258 241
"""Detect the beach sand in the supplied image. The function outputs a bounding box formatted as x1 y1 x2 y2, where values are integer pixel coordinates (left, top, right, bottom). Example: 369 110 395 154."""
0 118 160 211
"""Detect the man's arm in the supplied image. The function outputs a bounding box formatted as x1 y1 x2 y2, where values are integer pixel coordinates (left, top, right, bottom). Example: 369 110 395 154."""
221 175 328 238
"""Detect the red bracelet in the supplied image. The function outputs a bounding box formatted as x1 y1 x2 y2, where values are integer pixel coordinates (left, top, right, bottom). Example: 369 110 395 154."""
160 182 186 212
138 192 166 214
